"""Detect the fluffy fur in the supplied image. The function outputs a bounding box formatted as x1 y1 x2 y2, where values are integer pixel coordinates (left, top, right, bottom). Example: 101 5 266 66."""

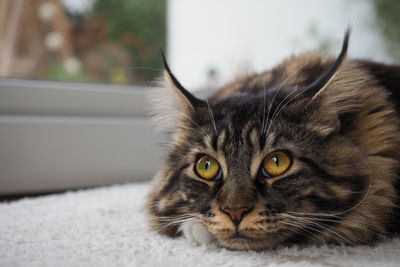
146 32 400 251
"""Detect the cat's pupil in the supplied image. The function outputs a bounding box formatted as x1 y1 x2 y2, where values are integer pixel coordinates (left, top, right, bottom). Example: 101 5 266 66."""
205 160 210 170
272 156 279 166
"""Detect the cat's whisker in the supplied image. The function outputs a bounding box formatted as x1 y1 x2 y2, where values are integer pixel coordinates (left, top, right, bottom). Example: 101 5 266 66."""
206 99 218 136
286 152 372 220
148 213 200 225
284 211 381 233
284 214 342 223
264 84 304 138
285 211 358 222
155 216 201 232
303 224 350 244
260 71 270 136
285 211 346 218
260 84 266 136
185 116 211 141
280 221 325 243
156 142 173 149
284 220 348 245
164 217 199 225
264 84 306 139
285 214 356 244
328 150 372 216
269 230 283 242
265 54 335 137
151 216 196 223
150 213 199 220
271 229 294 248
263 61 309 135
283 213 377 235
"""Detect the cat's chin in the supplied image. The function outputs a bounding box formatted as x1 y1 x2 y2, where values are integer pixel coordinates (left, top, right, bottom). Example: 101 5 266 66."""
179 220 284 250
218 236 277 251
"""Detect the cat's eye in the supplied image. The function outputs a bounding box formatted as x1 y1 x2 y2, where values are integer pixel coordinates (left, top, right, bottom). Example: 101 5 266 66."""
262 151 291 177
195 155 221 180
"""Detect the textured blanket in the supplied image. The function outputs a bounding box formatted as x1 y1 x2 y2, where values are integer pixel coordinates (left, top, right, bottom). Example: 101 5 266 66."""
1 183 400 267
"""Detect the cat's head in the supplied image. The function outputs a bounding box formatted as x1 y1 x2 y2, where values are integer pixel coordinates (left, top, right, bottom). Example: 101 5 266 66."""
146 31 397 250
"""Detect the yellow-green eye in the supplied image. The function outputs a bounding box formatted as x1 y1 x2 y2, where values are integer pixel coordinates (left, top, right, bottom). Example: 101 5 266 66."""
195 155 220 180
263 151 291 177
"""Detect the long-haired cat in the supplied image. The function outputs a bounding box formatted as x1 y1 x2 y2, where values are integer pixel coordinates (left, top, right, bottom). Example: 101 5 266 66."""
146 30 400 251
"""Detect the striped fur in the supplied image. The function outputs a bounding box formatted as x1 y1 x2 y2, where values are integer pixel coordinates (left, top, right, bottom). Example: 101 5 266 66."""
146 35 400 250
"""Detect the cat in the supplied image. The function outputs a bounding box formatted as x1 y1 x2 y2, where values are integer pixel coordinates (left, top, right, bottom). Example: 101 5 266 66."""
146 30 400 251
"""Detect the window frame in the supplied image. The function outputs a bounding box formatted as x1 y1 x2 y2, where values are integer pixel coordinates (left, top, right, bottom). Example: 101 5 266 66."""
0 78 160 195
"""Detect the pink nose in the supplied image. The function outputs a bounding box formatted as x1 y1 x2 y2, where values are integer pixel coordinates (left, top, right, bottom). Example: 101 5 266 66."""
222 207 250 223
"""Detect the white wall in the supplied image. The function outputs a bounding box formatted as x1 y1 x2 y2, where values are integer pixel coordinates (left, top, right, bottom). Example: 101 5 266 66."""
168 0 391 90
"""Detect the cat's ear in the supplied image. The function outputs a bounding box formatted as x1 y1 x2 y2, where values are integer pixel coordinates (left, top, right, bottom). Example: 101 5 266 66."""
160 50 205 110
304 28 350 101
301 29 350 136
147 50 205 132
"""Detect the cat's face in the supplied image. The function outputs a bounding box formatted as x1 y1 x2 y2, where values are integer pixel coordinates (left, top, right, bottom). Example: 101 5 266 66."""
149 89 368 250
147 34 398 250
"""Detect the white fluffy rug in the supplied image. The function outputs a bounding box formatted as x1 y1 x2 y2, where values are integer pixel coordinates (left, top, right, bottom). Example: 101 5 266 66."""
1 183 400 267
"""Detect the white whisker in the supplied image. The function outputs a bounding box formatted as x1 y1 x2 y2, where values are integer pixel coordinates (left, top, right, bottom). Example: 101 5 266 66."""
329 150 372 216
263 62 309 135
185 116 211 140
280 221 324 243
285 214 355 244
206 99 218 136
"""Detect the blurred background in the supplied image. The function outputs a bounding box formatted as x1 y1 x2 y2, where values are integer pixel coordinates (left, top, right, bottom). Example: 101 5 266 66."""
1 0 399 88
0 0 166 85
0 0 399 196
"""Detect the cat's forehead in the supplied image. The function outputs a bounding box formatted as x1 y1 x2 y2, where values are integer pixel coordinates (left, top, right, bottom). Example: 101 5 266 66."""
181 52 338 153
185 96 309 159
189 116 282 155
208 90 292 132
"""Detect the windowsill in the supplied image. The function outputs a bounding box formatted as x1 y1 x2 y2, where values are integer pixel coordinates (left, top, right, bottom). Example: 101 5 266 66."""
0 78 151 117
0 78 159 195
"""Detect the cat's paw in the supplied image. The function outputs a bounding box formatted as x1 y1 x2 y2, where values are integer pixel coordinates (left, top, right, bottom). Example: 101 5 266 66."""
179 221 214 245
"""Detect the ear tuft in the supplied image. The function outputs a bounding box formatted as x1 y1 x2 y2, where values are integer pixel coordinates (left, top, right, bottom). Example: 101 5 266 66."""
306 27 350 101
147 50 205 132
160 49 204 108
300 28 351 136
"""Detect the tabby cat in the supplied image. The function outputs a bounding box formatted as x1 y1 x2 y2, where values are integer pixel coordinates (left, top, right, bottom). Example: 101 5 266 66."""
146 31 400 251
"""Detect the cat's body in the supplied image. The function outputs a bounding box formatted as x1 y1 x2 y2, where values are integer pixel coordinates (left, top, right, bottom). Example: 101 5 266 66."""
146 32 400 251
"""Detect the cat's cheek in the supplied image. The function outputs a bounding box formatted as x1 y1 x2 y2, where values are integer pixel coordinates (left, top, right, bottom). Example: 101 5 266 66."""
179 221 215 245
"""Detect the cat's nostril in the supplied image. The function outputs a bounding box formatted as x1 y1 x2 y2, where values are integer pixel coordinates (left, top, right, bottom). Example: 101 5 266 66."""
222 206 252 224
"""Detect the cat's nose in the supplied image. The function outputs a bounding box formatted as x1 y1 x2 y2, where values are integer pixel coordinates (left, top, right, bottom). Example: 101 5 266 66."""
222 206 251 224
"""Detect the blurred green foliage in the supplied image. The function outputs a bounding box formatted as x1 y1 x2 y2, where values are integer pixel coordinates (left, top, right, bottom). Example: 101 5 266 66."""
47 0 165 85
371 0 400 61
91 0 166 84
